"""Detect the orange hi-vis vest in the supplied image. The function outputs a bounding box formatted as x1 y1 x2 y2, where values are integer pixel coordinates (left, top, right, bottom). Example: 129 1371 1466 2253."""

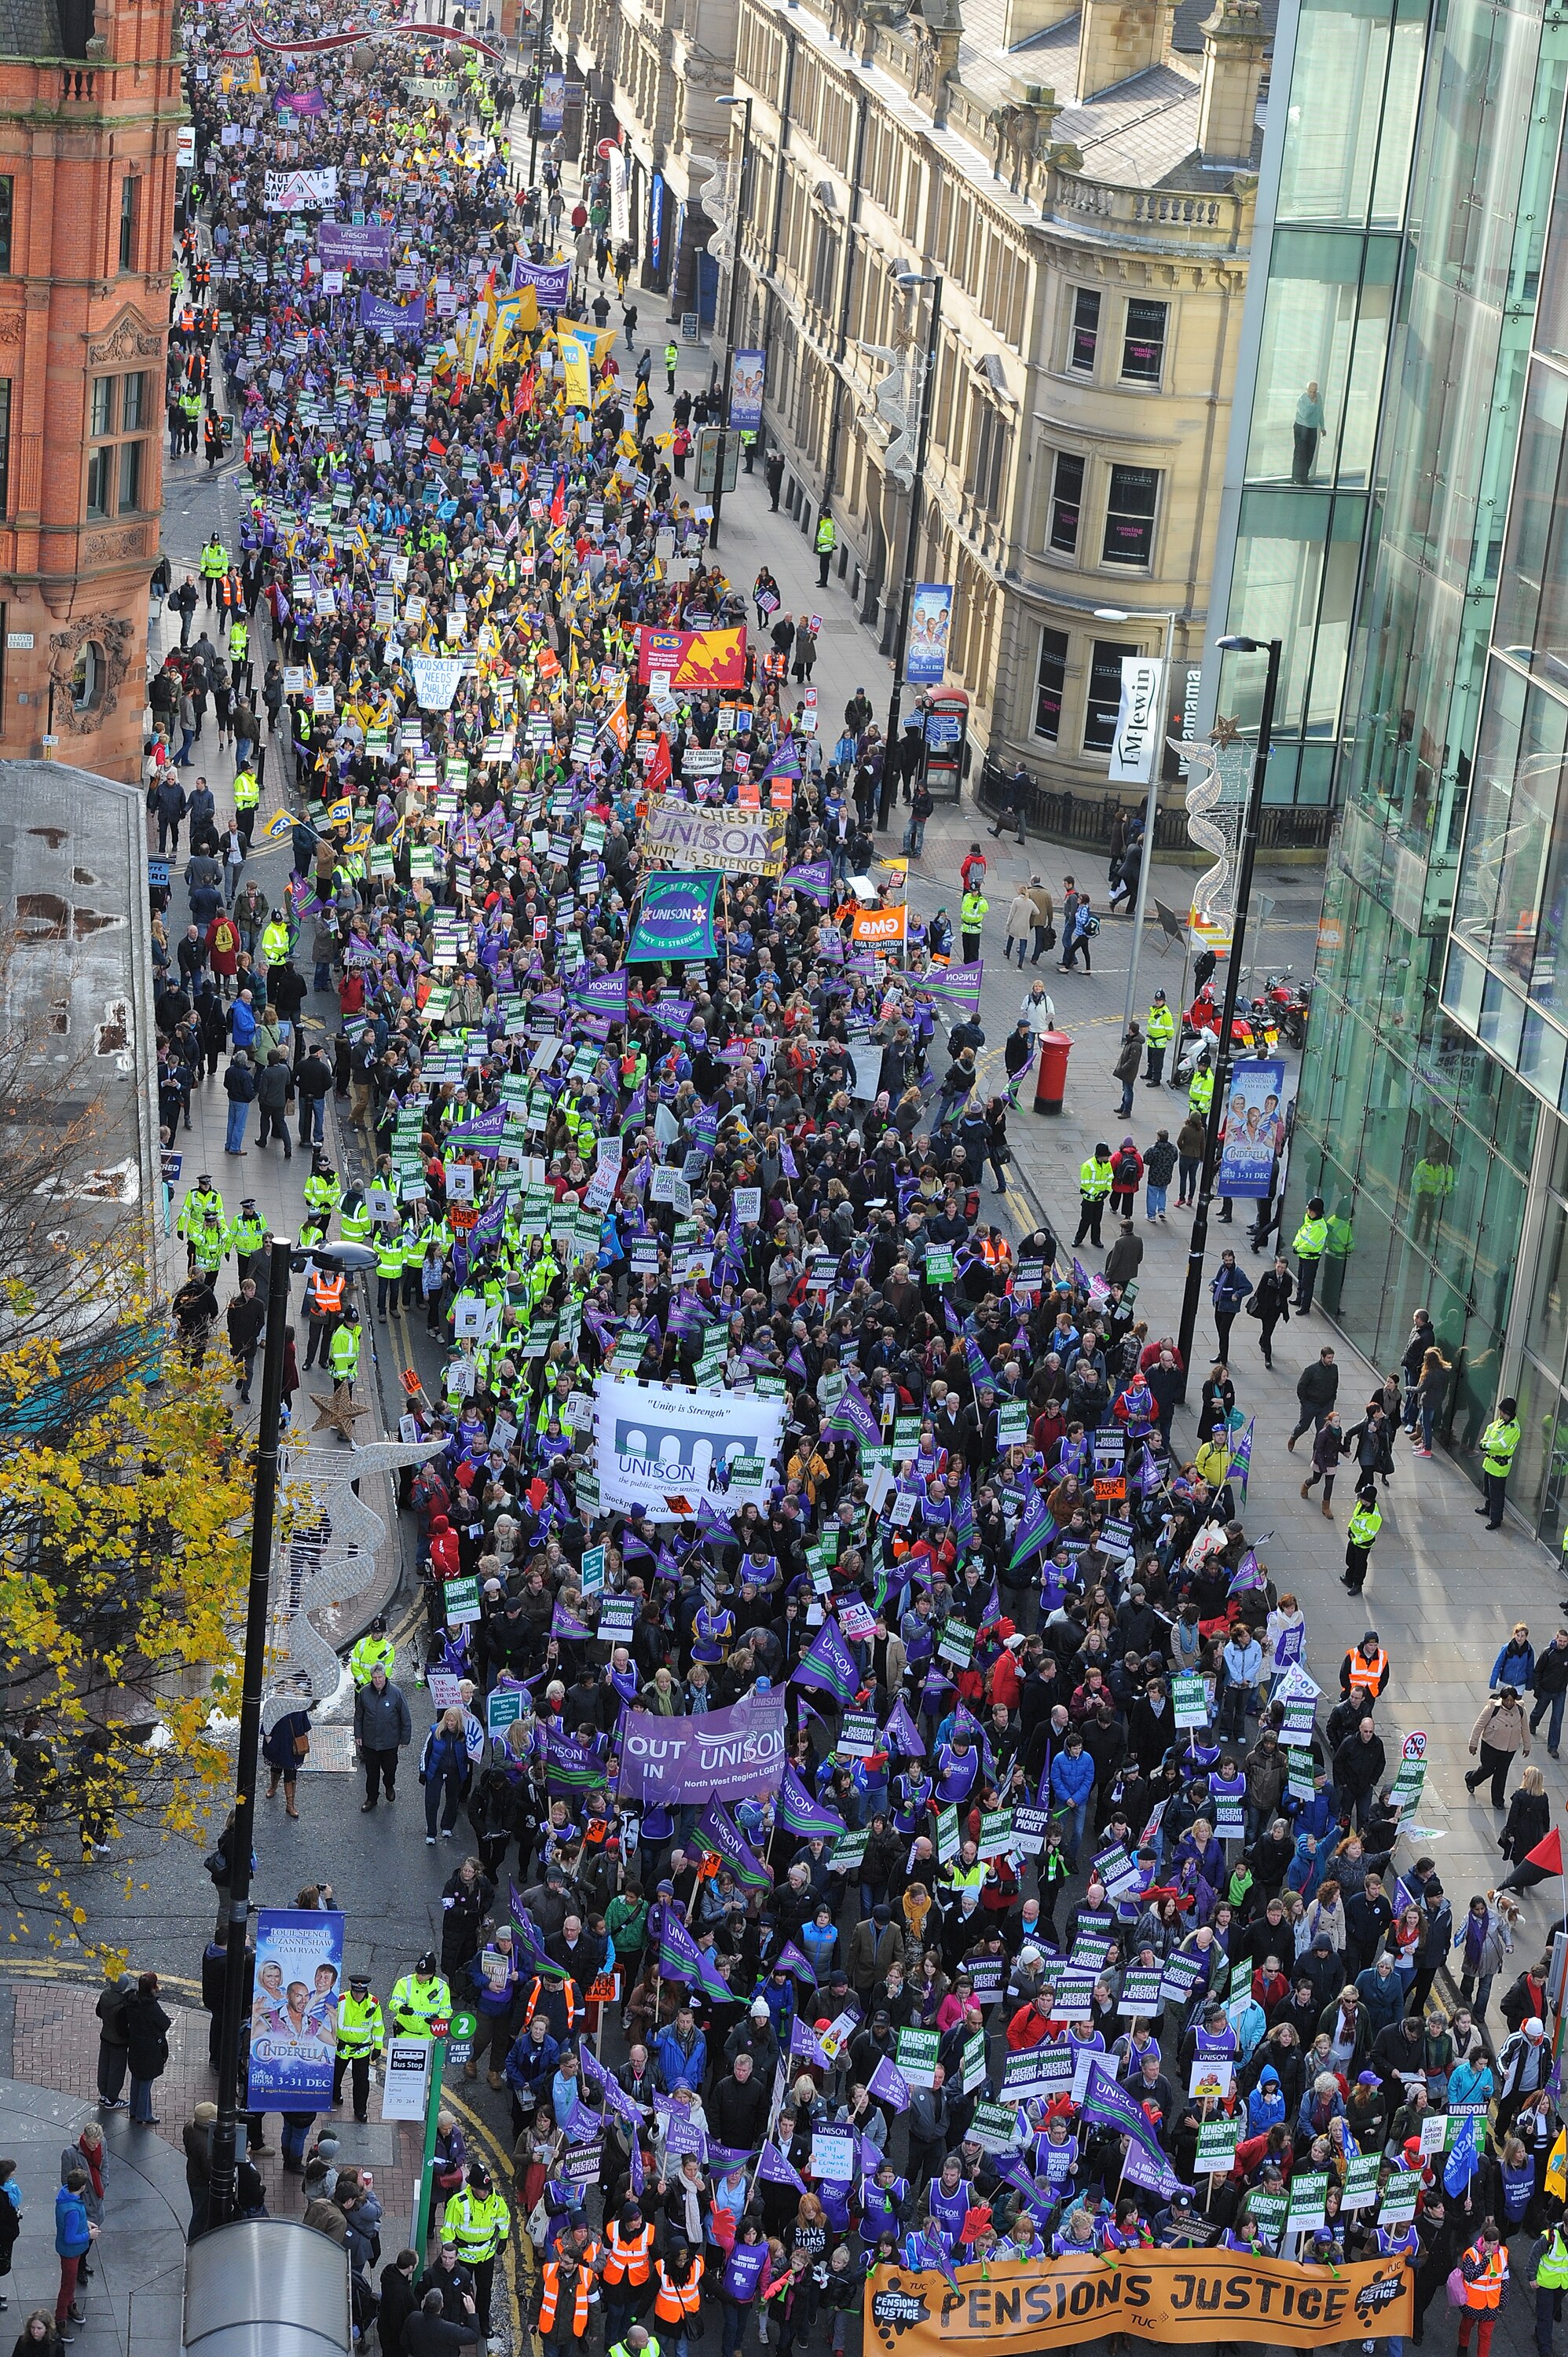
601 2221 653 2286
655 2256 705 2322
1346 1646 1387 1697
538 2261 592 2337
520 1974 581 2032
307 1269 346 1318
1463 2247 1506 2311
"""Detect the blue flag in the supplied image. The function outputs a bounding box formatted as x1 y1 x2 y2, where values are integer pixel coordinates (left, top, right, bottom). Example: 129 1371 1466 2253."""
1445 2114 1479 2198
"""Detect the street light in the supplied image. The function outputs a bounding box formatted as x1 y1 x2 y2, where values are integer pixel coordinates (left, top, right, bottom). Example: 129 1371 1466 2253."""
526 0 555 196
207 1237 379 2231
1094 604 1182 1034
884 270 944 803
1174 635 1283 1394
708 94 753 553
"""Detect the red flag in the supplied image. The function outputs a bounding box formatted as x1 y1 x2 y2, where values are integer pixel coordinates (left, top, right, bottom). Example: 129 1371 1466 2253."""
550 472 566 529
645 732 671 793
1526 1827 1563 1875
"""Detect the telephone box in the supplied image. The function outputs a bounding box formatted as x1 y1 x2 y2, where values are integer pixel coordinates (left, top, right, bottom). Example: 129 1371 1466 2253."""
921 688 969 802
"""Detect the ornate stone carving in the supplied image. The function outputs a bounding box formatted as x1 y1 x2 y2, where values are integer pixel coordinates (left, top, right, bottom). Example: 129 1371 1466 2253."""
0 312 24 344
86 313 163 366
46 614 134 735
83 526 148 564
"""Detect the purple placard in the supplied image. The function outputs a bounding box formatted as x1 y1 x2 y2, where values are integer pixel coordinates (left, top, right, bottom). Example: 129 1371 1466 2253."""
319 221 394 269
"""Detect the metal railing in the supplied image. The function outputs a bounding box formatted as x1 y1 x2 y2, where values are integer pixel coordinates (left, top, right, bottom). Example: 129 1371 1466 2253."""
976 754 1335 856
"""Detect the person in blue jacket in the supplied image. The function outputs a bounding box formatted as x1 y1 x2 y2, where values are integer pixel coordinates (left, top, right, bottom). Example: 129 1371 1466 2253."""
54 2171 97 2335
1048 1730 1095 1869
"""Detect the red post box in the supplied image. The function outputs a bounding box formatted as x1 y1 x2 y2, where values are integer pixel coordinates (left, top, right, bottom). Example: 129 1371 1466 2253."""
1034 1029 1072 1115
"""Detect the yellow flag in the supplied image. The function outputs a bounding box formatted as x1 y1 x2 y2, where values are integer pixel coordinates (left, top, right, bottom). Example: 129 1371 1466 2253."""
561 331 592 409
1548 2128 1567 2203
326 796 354 827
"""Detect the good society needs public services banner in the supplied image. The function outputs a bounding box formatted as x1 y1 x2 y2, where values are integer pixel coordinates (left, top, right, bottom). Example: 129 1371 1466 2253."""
592 1372 785 1515
866 2253 1412 2355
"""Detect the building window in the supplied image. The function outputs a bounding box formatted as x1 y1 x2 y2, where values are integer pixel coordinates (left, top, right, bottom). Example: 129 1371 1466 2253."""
1049 451 1085 555
1085 637 1136 751
117 438 142 513
970 401 1006 515
119 175 136 271
121 372 146 430
1102 463 1160 566
86 444 112 519
1122 298 1168 385
808 218 836 314
90 376 115 437
71 640 104 713
0 380 13 518
1035 626 1068 742
0 178 13 276
1069 287 1100 374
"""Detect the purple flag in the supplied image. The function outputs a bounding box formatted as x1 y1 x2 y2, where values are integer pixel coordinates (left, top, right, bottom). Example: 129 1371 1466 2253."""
826 1383 881 1447
791 1617 862 1706
691 1798 772 1893
757 2142 808 2194
776 1761 845 1840
777 1940 820 1985
781 860 833 904
572 967 629 1021
884 1695 926 1758
867 2053 911 2113
551 1599 592 1640
920 960 983 1014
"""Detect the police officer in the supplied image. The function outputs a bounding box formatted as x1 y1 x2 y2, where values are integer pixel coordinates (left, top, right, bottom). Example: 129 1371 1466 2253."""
329 1310 361 1403
350 1615 396 1688
333 1973 384 2124
1075 1142 1114 1249
1478 1396 1521 1530
200 533 228 607
664 339 678 392
1343 1479 1382 1594
390 1951 451 2036
226 1196 267 1282
1292 1193 1328 1314
376 1226 406 1321
441 2161 511 2342
233 762 259 849
1145 991 1176 1086
815 508 837 587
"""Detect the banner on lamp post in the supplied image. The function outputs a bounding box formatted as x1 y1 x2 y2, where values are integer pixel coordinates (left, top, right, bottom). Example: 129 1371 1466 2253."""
1109 657 1165 786
906 585 953 686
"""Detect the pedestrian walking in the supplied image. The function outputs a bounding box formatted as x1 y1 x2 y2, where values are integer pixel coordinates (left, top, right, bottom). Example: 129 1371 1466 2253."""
1004 886 1035 967
1300 1409 1346 1516
262 1703 310 1820
1059 891 1097 973
1288 1346 1339 1446
1210 1248 1253 1363
1250 1254 1293 1369
1108 1136 1144 1217
1467 1686 1530 1809
1530 1629 1568 1756
355 1664 412 1807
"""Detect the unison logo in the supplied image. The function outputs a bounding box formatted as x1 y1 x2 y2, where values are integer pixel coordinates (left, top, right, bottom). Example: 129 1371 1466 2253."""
612 1414 760 1492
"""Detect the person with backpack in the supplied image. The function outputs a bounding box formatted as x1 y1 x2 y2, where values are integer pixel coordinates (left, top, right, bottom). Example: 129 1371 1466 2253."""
1060 889 1098 973
1108 1135 1144 1216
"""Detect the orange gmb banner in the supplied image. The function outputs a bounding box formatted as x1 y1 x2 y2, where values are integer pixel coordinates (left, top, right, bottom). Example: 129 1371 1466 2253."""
864 2253 1413 2354
851 905 908 948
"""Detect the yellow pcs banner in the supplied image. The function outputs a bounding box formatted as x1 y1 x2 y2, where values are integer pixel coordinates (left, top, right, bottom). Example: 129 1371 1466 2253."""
865 2253 1413 2354
561 330 594 408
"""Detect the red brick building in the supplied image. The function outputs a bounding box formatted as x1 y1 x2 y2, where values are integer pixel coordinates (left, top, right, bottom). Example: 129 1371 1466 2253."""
0 0 181 779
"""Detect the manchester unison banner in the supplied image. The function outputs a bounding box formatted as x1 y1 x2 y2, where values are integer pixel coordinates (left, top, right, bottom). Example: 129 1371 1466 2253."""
865 2253 1412 2356
643 799 786 878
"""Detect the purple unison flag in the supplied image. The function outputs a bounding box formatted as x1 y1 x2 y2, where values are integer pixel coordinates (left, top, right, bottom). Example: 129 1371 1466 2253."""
1008 1479 1057 1573
1122 2142 1192 2204
572 967 629 1021
1081 2063 1171 2172
618 1689 788 1804
884 1695 926 1758
789 2016 830 2065
757 2142 808 2194
776 1761 845 1840
826 1383 881 1447
867 2053 911 2113
921 960 983 1014
691 1798 773 1893
781 859 833 904
791 1617 862 1706
778 1940 821 1985
551 1599 592 1640
1227 1548 1264 1596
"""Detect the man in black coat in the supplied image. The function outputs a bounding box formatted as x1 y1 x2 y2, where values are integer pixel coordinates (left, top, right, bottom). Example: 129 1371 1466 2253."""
378 2251 421 2357
402 2289 482 2357
1332 1717 1386 1829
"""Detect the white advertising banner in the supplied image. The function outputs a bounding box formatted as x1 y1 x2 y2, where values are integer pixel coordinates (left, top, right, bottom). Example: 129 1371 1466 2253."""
592 1372 786 1516
1108 656 1164 786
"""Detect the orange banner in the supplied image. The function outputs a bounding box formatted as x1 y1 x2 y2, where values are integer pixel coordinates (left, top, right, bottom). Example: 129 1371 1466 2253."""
851 905 908 949
865 2253 1412 2355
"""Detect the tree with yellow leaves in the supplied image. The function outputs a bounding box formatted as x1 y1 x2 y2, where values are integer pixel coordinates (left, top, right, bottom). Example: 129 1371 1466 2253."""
0 953 250 1951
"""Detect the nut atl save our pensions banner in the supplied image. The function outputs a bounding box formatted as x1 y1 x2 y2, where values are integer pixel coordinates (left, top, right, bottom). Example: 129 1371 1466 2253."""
620 1688 788 1802
592 1372 786 1515
865 2251 1412 2356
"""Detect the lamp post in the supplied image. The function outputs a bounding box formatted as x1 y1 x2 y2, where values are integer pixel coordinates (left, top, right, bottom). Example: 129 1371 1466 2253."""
1174 636 1282 1394
707 93 753 554
884 270 943 793
206 1239 379 2231
1094 604 1181 1034
526 0 553 195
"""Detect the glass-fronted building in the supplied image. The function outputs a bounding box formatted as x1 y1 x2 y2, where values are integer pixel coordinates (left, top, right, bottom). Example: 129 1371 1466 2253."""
1206 0 1568 1533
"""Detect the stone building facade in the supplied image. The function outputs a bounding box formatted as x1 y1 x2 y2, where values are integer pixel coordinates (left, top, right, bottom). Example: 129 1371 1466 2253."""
0 0 181 780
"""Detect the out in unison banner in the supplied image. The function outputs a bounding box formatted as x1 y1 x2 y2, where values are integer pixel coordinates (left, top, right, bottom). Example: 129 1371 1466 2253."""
620 1689 788 1802
866 2253 1412 2355
592 1371 786 1514
245 1907 344 2109
643 799 786 877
